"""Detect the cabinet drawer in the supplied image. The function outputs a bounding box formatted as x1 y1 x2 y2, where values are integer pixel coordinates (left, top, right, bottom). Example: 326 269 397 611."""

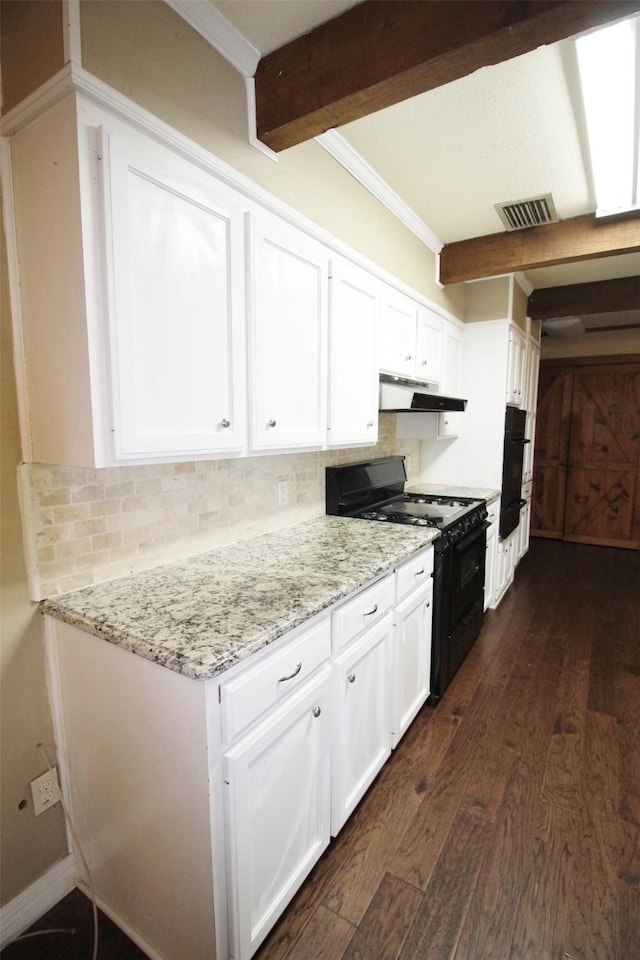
395 547 434 603
332 575 394 652
220 616 331 743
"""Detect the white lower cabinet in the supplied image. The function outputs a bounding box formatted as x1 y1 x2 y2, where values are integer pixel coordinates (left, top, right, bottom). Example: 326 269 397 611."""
516 481 532 564
391 579 433 747
391 548 434 747
46 544 436 960
331 613 393 835
485 500 498 610
224 665 332 960
494 532 517 605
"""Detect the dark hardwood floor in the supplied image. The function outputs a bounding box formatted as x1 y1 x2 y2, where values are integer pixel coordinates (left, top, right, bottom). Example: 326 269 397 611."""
3 538 638 960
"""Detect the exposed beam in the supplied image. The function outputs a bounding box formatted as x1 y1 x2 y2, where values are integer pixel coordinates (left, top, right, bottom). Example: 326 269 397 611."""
439 214 640 285
255 0 640 152
529 276 640 320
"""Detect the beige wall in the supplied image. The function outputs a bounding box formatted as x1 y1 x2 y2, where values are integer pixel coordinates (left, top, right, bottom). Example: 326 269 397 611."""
0 0 65 113
1 189 68 906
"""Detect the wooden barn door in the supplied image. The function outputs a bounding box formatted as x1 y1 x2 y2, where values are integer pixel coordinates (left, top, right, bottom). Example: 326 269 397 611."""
563 363 640 548
531 357 640 550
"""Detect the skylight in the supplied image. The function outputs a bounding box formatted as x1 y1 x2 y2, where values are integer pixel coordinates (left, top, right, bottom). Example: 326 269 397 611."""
575 15 640 217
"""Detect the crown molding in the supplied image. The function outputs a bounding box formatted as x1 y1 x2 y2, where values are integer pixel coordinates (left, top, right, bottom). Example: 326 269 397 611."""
164 0 259 77
316 129 443 255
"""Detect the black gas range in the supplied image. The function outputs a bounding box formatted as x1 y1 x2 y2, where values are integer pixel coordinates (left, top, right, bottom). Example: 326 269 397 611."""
326 457 488 702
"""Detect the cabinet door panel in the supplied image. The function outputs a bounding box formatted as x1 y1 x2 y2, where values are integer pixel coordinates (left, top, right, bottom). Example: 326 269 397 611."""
378 287 418 379
416 308 444 383
328 260 379 446
103 128 246 458
391 580 433 747
224 667 331 960
332 615 392 834
248 213 328 450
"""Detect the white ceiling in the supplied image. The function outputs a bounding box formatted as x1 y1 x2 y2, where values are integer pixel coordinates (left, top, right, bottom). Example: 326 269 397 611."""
212 1 638 333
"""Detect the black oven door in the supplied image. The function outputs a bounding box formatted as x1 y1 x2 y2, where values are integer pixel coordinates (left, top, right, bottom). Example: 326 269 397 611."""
447 522 488 686
450 522 488 629
431 521 488 702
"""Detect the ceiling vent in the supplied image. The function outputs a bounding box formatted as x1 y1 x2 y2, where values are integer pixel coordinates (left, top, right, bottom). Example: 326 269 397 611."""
495 193 559 231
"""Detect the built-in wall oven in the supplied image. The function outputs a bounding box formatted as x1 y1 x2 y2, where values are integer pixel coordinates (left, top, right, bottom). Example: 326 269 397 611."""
500 406 529 540
325 457 488 704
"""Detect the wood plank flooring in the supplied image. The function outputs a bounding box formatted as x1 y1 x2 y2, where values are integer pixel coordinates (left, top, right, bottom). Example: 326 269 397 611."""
2 538 638 960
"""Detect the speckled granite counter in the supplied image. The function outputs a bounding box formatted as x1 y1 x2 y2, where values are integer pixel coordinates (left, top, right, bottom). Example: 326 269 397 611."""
42 517 439 681
407 482 500 505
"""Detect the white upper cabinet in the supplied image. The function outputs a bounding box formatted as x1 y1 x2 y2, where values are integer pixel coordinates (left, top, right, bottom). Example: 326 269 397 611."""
416 308 444 384
328 259 379 447
506 323 527 406
247 210 329 452
378 286 420 379
102 126 247 459
379 286 447 385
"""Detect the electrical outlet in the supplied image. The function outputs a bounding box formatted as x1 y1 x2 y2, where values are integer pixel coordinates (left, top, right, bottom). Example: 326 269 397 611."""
277 480 289 506
30 767 61 816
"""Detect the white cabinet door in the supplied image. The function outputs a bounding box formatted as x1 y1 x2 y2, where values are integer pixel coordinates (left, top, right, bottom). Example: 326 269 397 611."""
331 614 392 835
416 307 444 384
485 501 498 611
506 325 526 407
224 666 332 960
438 323 464 438
378 286 419 379
328 259 379 447
103 127 247 459
494 532 516 605
248 211 329 451
391 579 433 748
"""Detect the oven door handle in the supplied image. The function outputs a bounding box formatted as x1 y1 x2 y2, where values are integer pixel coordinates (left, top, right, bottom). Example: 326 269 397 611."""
453 521 490 552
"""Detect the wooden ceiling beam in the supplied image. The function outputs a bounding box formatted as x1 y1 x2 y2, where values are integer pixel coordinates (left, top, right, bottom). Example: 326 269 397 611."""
255 0 640 152
438 214 640 285
529 276 640 320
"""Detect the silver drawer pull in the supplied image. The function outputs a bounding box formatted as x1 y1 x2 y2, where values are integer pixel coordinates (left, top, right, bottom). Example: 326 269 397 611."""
364 604 378 617
312 706 322 718
348 673 356 684
278 661 302 683
220 418 231 428
267 418 277 428
415 568 425 576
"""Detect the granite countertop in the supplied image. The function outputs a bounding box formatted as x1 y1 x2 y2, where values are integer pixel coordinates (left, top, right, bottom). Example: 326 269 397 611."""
42 517 439 681
406 482 500 505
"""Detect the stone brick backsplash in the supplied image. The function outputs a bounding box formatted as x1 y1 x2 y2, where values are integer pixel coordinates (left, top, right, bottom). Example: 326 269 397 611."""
22 415 421 599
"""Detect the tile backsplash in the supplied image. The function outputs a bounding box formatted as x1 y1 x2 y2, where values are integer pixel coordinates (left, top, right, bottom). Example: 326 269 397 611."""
21 415 421 600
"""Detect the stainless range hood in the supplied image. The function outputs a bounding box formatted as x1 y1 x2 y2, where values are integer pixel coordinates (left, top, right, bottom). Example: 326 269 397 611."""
379 373 467 413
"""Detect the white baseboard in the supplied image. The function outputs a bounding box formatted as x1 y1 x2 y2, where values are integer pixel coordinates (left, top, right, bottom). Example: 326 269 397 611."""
0 854 78 949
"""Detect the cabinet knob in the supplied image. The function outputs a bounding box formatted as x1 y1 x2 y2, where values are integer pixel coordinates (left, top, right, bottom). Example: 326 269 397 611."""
421 359 428 366
312 706 322 718
405 355 412 362
348 673 356 684
220 418 231 428
267 419 277 428
367 421 374 428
